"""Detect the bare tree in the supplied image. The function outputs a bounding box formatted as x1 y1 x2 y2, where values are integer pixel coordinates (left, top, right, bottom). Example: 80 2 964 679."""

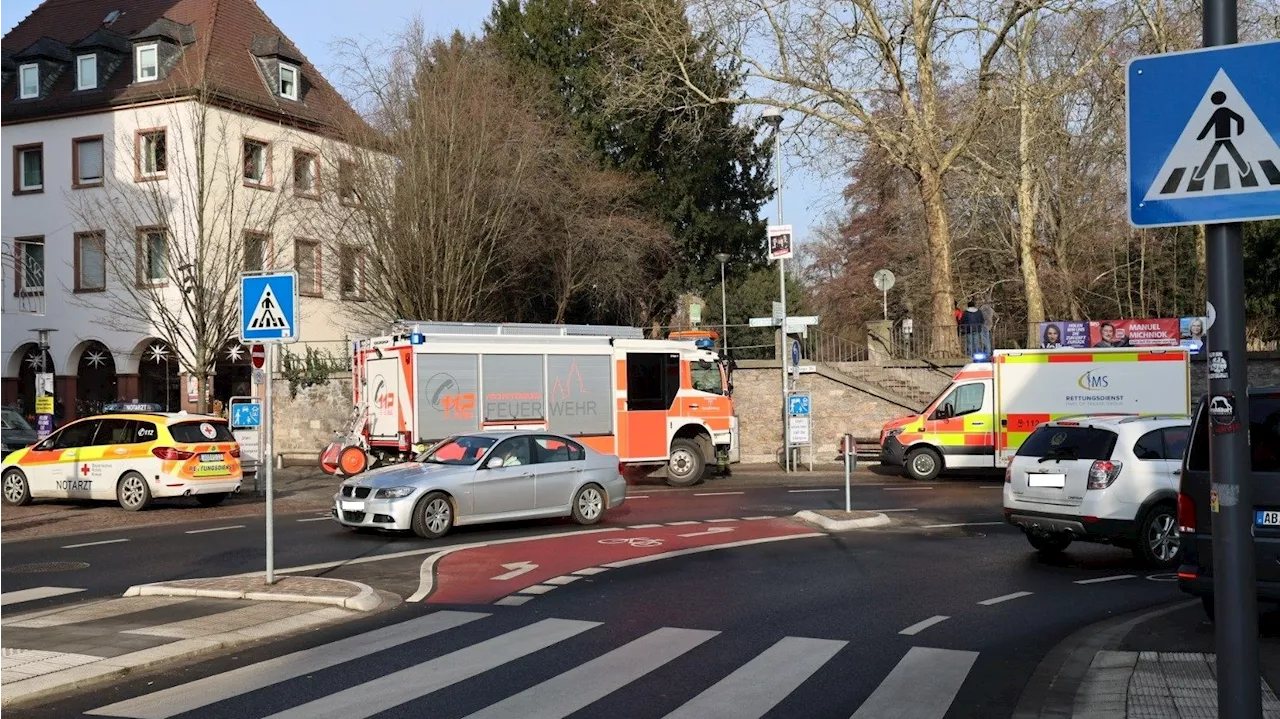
68 78 298 412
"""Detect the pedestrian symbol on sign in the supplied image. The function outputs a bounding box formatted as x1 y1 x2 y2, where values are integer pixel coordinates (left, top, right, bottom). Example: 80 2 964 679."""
247 285 291 336
1144 70 1280 200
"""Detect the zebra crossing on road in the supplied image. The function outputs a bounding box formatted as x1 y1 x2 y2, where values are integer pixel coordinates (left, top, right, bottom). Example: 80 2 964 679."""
88 609 982 719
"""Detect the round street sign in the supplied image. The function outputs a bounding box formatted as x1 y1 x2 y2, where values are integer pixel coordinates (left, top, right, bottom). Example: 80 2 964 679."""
250 344 266 369
873 269 896 292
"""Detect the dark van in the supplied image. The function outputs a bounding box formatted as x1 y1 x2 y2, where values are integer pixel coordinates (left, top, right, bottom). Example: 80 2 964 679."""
1177 388 1280 617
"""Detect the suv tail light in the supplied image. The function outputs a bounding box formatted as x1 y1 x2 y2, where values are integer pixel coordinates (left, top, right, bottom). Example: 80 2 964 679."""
1178 492 1196 533
1086 460 1123 489
1005 464 1013 484
230 446 241 458
152 447 194 461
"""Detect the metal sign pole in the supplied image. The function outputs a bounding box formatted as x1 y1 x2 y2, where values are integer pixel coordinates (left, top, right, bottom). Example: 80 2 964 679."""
1203 2 1259 717
264 343 275 585
844 433 852 512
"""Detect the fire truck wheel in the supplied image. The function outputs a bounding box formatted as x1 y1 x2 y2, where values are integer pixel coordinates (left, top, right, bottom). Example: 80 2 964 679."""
339 446 368 476
904 447 942 482
411 492 454 539
666 439 706 487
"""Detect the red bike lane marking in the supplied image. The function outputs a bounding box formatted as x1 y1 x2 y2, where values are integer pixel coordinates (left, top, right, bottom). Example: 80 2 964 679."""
426 518 817 604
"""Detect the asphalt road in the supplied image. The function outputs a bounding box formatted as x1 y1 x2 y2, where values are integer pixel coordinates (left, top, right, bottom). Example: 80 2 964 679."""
7 473 1187 719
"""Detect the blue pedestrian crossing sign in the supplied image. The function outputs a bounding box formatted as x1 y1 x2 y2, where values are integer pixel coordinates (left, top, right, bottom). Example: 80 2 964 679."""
1127 41 1280 227
240 272 298 343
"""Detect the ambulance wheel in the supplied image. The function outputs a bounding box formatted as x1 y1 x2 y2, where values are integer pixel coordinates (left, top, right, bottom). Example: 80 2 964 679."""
117 472 152 512
339 446 368 476
2 469 31 506
411 491 453 539
196 493 229 507
666 439 705 487
905 447 942 482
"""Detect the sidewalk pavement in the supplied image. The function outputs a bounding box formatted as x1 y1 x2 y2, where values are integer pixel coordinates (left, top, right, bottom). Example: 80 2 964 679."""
1019 599 1280 718
0 575 387 708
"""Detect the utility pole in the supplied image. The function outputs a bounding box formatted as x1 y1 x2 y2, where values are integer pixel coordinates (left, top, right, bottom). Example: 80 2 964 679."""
763 107 789 472
1202 1 1260 717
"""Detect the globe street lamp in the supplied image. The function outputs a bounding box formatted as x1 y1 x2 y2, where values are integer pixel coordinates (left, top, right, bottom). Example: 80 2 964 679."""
714 252 731 352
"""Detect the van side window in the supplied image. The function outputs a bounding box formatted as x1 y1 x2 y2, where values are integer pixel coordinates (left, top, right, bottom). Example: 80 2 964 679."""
934 383 984 419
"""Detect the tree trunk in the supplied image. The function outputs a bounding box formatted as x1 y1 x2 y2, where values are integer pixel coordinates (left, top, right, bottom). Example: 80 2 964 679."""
917 166 959 357
1194 223 1206 307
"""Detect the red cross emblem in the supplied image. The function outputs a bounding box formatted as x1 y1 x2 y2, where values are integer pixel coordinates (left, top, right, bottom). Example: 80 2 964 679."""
80 463 91 476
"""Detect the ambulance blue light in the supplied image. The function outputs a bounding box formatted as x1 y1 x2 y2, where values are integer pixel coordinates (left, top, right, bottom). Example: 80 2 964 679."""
972 352 989 362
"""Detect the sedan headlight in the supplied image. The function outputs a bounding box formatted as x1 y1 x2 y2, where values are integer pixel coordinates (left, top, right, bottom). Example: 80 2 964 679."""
374 486 415 499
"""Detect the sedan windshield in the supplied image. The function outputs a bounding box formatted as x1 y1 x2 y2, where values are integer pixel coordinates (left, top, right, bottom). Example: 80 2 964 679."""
417 435 498 466
2 409 32 432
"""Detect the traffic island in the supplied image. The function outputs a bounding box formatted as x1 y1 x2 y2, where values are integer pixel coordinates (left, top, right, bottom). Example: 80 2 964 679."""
124 575 381 611
794 509 891 531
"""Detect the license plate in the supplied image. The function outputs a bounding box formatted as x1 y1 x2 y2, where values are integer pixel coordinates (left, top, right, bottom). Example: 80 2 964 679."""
1256 510 1280 527
340 501 364 512
1028 473 1066 488
199 452 223 462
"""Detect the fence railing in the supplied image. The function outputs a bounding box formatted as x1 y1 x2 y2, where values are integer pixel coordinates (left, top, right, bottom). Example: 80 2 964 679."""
803 328 868 364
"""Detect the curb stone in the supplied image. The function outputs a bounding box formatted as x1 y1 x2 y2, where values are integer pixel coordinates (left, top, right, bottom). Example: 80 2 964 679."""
123 577 381 611
794 509 891 531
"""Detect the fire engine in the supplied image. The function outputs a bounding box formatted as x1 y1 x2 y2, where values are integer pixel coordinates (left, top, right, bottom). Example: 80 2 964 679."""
320 322 738 487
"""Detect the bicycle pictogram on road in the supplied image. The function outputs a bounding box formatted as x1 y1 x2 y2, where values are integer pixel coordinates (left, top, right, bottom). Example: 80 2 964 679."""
598 537 665 548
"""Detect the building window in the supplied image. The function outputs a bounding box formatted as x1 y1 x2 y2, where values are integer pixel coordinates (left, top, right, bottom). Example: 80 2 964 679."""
75 231 106 292
292 150 318 197
137 227 167 286
137 129 166 179
14 144 43 193
295 239 321 296
339 245 364 299
338 160 361 205
73 136 105 188
279 63 298 100
19 63 38 98
77 54 97 90
244 232 269 271
243 139 270 186
14 237 44 295
135 43 158 82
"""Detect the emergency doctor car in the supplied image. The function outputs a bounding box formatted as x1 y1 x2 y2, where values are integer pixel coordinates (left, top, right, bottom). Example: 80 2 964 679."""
1 408 242 511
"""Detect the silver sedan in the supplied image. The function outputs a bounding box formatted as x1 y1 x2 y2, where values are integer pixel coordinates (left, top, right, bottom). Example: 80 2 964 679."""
333 432 627 538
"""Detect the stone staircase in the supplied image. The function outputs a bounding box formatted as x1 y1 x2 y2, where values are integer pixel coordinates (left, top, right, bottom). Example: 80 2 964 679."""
829 363 949 410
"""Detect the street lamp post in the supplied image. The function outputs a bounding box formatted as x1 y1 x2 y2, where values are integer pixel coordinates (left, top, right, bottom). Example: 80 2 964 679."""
763 107 788 471
715 253 731 352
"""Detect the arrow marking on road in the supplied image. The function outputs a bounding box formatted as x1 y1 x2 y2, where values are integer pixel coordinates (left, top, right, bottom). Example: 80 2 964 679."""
491 561 539 581
677 527 735 538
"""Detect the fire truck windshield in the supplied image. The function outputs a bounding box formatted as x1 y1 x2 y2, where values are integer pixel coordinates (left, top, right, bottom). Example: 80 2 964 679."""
692 361 725 395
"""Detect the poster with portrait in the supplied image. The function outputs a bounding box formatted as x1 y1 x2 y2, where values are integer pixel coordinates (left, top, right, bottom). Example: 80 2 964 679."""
1088 319 1180 348
1180 316 1208 353
1036 322 1090 348
767 224 794 261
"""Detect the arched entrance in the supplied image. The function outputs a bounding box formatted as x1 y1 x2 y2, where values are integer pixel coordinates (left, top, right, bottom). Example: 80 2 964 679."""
14 343 56 424
74 340 118 417
212 340 252 416
137 340 179 411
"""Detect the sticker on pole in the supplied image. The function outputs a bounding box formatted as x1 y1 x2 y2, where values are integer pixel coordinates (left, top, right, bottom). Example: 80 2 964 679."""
240 272 298 343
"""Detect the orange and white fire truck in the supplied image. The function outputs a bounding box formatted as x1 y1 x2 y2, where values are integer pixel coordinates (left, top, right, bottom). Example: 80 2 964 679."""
320 322 738 487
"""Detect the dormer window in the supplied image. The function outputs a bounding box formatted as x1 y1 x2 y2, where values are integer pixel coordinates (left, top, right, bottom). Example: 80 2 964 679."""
19 63 38 98
77 54 97 90
135 43 158 82
278 63 298 100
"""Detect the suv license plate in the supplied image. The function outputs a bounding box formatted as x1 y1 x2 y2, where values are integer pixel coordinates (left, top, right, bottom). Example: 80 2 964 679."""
1256 510 1280 527
1028 473 1066 488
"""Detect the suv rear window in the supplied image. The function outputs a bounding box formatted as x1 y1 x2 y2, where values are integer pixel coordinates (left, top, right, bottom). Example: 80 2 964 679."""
1016 425 1119 460
1187 393 1280 472
169 421 235 443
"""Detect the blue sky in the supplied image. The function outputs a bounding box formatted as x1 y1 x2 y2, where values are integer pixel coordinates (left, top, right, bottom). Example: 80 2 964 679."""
2 0 829 257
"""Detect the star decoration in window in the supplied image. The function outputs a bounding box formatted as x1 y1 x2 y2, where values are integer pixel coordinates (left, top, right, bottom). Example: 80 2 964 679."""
85 350 108 368
24 353 44 369
146 344 169 364
225 344 245 362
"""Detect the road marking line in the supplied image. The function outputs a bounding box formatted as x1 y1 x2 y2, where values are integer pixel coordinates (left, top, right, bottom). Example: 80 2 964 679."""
517 585 558 596
462 627 719 719
0 587 86 607
695 491 744 496
62 538 129 549
706 518 738 523
1074 574 1137 585
603 533 824 569
296 517 331 522
788 488 839 493
742 516 775 520
876 508 919 513
898 615 950 636
493 596 533 607
663 636 847 719
183 525 245 535
979 485 1004 489
919 522 1006 529
86 610 488 719
628 495 650 499
629 524 663 529
885 486 933 491
978 591 1034 606
544 575 582 586
665 521 701 526
850 646 978 719
573 567 609 576
258 619 600 719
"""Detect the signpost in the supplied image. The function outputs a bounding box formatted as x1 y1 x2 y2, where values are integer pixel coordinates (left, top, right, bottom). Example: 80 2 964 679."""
239 271 298 586
786 391 812 472
1126 29 1278 719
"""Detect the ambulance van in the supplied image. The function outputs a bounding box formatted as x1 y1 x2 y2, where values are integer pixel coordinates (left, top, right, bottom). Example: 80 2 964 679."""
879 347 1191 480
